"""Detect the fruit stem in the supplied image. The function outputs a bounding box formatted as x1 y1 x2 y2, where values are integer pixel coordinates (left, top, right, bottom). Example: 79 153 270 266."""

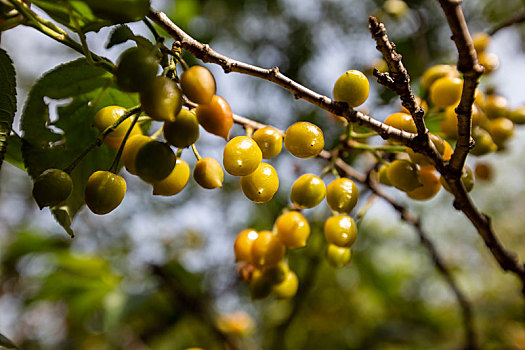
191 143 202 161
109 113 141 174
244 126 254 138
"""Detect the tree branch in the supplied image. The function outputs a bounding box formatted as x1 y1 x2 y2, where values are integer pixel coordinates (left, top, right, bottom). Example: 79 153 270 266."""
488 9 525 36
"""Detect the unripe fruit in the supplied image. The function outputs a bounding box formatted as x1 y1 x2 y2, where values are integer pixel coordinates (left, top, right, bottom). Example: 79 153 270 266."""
324 215 357 248
140 76 183 122
471 126 497 156
163 109 200 148
387 159 421 192
251 231 285 268
135 141 176 183
332 70 370 107
273 270 299 299
290 174 326 209
234 229 259 263
252 127 283 159
421 64 458 89
378 165 392 186
121 134 150 175
115 47 158 92
152 159 190 196
484 94 508 119
384 112 416 134
249 269 273 300
223 136 262 176
326 178 359 214
93 106 130 137
509 106 525 125
406 167 441 201
103 125 142 150
240 163 279 203
85 171 126 215
487 117 514 148
430 76 463 108
441 166 474 193
195 95 233 140
275 211 310 249
180 65 216 105
193 157 224 189
284 121 324 159
261 262 289 285
32 169 73 209
325 244 352 268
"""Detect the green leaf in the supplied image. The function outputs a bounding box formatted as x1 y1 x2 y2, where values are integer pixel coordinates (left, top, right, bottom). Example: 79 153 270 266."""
0 48 17 172
106 25 134 48
4 134 25 170
84 0 151 24
0 332 17 349
21 58 139 236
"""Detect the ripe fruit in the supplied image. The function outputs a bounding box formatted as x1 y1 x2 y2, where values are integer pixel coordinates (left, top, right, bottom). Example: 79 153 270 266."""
115 47 158 92
223 136 262 176
103 125 142 150
180 65 216 105
234 229 259 263
240 163 279 203
193 157 224 189
135 141 177 183
252 127 283 159
478 52 499 74
384 112 416 134
386 159 421 192
152 159 190 196
474 162 493 181
121 134 150 175
139 76 183 122
273 270 299 299
251 231 285 268
195 95 233 140
163 109 200 148
93 106 130 137
290 174 326 209
441 166 474 193
332 70 370 107
325 244 352 268
484 94 508 119
406 167 441 200
275 211 310 249
324 215 357 248
85 171 126 215
473 32 491 53
487 117 514 148
326 178 359 213
32 169 73 209
284 121 324 159
430 76 463 108
440 106 458 138
421 64 458 89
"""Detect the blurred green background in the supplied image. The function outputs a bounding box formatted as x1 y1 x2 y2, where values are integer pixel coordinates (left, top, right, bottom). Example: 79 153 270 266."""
2 0 525 349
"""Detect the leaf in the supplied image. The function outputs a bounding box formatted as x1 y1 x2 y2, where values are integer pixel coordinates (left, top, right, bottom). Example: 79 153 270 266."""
106 25 134 48
4 134 25 170
21 58 139 235
0 48 17 172
0 332 17 349
84 0 151 24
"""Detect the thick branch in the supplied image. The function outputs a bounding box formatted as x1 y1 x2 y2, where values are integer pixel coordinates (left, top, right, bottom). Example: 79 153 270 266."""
436 0 484 175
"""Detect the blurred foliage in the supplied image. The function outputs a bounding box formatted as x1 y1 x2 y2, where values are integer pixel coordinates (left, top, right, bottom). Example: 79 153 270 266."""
1 0 525 349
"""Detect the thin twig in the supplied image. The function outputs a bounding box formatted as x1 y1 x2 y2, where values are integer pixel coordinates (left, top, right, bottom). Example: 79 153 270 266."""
488 9 525 36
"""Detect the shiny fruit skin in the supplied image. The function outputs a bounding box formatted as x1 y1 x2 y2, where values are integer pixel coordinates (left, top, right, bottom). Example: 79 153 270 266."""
284 122 324 159
152 158 190 196
251 231 285 269
406 167 441 200
332 70 370 107
140 76 183 122
290 174 326 209
471 126 497 156
121 134 151 175
85 171 126 215
275 211 310 249
441 106 458 138
325 244 352 268
193 157 224 189
324 215 357 248
135 141 176 183
273 270 299 299
180 65 216 105
234 229 259 263
326 178 359 214
93 106 130 137
163 109 200 148
441 166 474 193
421 64 458 89
195 95 233 140
32 169 73 209
223 136 262 176
430 76 463 108
115 47 158 92
487 117 514 148
387 159 421 192
252 127 283 159
384 112 417 134
378 165 392 186
240 163 279 203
